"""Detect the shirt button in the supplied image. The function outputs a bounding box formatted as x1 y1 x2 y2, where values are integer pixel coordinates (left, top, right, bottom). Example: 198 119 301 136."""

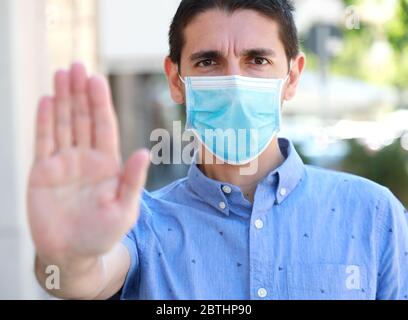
280 188 287 197
257 288 268 298
254 219 264 229
222 185 232 194
219 201 226 210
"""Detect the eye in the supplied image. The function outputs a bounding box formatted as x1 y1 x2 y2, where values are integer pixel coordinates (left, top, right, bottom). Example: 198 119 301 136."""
196 59 217 68
250 57 270 65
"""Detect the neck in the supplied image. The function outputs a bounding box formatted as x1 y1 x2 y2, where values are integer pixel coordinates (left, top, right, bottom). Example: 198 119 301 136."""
199 136 285 203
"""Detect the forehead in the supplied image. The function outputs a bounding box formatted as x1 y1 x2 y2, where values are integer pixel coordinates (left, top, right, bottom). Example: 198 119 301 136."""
182 9 285 57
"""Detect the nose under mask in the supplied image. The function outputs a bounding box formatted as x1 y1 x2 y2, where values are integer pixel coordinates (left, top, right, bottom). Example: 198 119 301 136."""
179 65 292 165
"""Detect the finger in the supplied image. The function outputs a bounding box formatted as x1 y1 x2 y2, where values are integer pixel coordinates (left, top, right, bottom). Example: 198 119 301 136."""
54 70 73 150
88 76 119 156
70 63 91 148
118 149 150 215
35 97 55 161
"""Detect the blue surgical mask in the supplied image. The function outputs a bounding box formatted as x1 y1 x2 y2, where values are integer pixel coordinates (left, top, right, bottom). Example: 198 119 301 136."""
179 67 291 165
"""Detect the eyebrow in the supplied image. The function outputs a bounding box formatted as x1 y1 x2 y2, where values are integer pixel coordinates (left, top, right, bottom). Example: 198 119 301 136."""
190 50 224 62
189 48 277 62
241 48 276 58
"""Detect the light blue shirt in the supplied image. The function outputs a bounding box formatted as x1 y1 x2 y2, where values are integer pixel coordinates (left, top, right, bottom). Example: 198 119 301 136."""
120 138 408 300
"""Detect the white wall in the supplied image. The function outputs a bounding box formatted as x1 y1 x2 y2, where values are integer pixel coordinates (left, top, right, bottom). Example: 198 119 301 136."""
98 0 181 74
0 0 48 299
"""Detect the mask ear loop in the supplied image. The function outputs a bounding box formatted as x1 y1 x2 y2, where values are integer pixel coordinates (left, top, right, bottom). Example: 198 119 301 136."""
176 63 187 106
284 60 294 83
178 64 186 84
178 73 186 84
281 60 294 103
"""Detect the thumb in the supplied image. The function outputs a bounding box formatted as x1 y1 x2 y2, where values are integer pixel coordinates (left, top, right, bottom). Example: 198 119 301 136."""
118 149 150 214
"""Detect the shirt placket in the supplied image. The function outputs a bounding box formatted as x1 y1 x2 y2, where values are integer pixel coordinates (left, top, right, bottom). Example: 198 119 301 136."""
249 180 277 299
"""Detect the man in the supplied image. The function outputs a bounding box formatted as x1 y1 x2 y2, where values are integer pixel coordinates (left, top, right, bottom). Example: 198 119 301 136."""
29 0 408 300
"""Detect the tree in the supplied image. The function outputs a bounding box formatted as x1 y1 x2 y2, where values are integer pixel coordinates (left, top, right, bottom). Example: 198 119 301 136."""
386 0 408 89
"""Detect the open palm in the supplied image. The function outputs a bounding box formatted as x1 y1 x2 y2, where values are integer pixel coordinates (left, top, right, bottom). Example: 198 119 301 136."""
28 63 150 264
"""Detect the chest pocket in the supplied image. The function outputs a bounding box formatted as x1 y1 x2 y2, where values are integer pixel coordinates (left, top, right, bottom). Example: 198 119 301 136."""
287 263 370 300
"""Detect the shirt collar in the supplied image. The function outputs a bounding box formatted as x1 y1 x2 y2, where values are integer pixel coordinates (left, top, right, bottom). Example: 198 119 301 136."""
187 137 305 215
271 138 305 205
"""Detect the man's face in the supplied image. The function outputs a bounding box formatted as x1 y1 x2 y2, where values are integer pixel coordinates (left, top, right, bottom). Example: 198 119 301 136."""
165 9 304 105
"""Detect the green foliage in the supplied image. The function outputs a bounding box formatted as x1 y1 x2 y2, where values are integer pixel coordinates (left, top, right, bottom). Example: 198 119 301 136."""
342 0 358 6
340 139 408 207
387 0 408 54
386 0 408 88
330 23 385 83
329 0 408 87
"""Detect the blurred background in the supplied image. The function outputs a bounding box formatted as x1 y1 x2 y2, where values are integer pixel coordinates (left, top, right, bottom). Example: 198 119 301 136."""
0 0 407 299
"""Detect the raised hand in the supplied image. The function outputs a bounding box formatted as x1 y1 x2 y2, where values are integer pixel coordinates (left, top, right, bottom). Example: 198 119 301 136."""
28 63 150 268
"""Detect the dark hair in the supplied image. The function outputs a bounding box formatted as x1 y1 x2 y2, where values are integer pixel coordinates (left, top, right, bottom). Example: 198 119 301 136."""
168 0 299 67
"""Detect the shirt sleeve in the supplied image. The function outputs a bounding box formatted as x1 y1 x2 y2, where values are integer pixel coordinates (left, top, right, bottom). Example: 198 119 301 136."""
120 231 140 297
376 188 408 300
119 190 150 300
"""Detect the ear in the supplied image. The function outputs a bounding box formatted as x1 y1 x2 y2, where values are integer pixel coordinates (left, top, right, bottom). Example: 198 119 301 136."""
164 56 185 104
283 52 306 102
